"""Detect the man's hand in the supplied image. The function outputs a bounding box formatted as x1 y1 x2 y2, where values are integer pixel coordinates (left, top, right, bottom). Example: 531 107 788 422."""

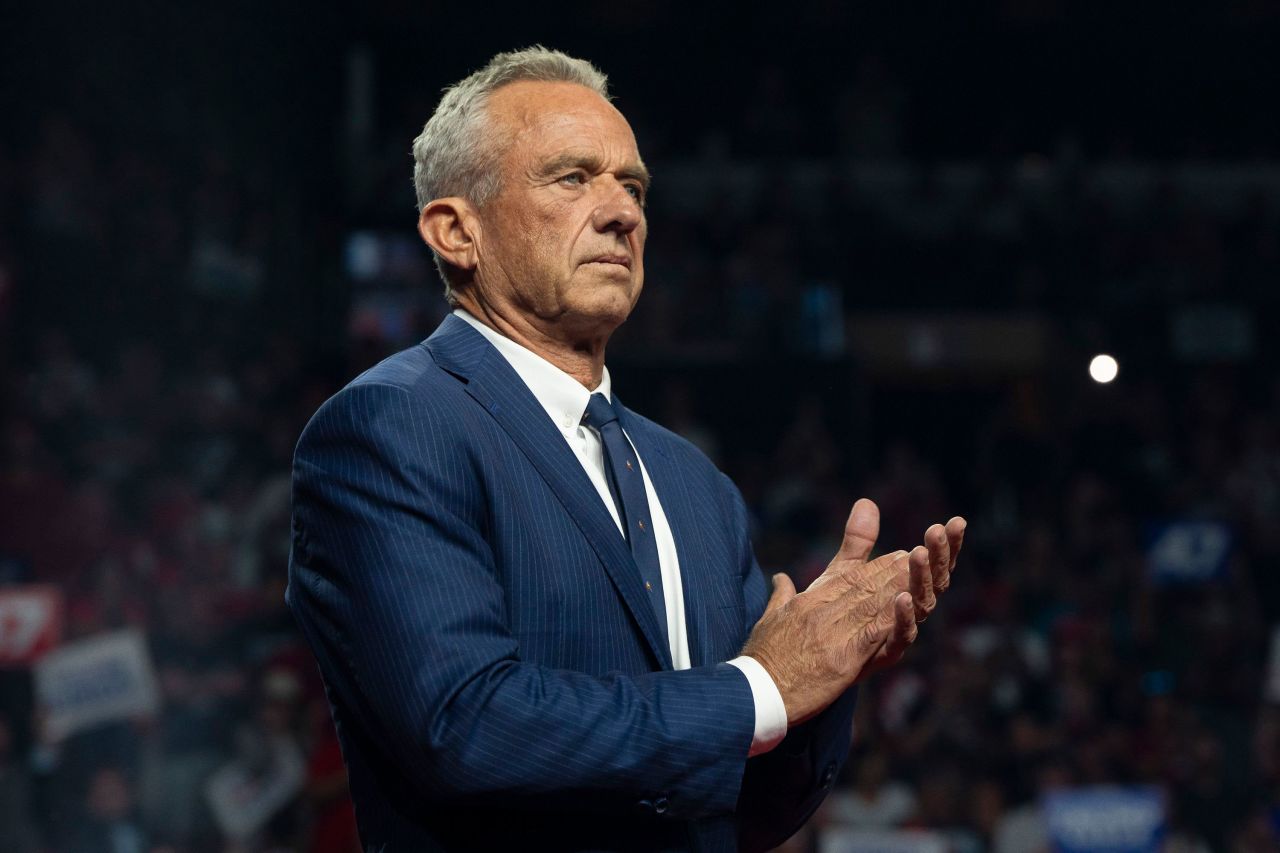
739 499 965 726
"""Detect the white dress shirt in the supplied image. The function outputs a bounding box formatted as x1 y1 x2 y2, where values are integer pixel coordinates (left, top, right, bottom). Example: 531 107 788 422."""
454 309 788 756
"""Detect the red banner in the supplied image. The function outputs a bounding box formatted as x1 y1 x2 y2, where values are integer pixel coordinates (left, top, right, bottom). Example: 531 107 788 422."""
0 585 64 666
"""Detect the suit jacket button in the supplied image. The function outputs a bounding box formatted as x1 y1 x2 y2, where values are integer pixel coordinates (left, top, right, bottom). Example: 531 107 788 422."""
820 762 836 788
637 798 653 813
653 796 669 814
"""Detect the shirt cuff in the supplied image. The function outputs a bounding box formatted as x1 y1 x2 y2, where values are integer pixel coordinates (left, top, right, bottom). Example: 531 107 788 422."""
727 655 789 757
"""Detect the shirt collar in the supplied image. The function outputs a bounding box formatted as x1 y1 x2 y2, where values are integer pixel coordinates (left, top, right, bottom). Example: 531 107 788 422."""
453 308 612 431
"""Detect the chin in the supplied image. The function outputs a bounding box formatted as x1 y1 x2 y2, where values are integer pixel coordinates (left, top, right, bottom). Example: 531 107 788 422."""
559 293 634 335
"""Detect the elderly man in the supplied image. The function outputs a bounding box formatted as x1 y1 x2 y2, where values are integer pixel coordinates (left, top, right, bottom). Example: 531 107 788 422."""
286 47 965 852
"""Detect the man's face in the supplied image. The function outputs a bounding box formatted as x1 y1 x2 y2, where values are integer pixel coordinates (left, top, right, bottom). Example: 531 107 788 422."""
471 80 648 339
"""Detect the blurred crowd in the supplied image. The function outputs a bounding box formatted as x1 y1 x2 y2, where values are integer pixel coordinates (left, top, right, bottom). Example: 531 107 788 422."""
2 50 1279 853
800 366 1280 852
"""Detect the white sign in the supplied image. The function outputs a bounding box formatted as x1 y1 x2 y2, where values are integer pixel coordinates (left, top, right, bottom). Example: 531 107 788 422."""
34 629 160 740
1266 626 1280 704
206 735 306 840
821 828 948 853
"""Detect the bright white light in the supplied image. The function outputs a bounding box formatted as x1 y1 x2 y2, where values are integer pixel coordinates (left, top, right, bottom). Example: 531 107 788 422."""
1089 354 1119 384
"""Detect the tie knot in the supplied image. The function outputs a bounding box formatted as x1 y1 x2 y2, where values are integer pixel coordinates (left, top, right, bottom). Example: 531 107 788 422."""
582 393 619 429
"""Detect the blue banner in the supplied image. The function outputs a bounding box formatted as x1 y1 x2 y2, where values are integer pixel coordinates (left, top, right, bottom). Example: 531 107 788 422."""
1044 786 1165 853
1145 520 1233 585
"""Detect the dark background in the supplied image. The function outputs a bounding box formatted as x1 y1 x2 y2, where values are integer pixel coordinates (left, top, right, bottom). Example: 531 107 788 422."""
1 2 1278 851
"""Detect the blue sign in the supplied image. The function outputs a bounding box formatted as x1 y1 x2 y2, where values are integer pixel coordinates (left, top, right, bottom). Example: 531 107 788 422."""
1044 786 1165 853
1145 520 1232 585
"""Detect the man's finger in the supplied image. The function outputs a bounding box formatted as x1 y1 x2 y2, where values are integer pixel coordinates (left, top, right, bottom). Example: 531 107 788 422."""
837 498 880 563
926 523 951 595
945 516 967 572
860 591 916 675
908 545 936 622
888 590 917 654
763 572 797 617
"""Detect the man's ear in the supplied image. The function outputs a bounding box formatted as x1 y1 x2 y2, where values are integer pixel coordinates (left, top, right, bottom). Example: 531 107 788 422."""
418 198 479 275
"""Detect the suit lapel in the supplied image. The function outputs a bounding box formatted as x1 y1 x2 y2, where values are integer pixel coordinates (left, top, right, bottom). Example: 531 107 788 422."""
616 403 717 669
424 317 673 670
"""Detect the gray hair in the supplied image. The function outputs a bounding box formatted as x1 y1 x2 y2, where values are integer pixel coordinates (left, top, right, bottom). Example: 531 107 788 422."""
412 46 611 301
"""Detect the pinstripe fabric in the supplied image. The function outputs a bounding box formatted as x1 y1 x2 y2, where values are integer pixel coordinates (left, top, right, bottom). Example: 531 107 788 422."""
286 315 858 852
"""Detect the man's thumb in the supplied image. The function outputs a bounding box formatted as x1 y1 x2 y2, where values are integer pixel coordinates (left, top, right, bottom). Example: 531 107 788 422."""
764 572 797 615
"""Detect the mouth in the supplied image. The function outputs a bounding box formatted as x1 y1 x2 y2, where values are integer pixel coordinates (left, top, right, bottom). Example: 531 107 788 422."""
585 254 632 270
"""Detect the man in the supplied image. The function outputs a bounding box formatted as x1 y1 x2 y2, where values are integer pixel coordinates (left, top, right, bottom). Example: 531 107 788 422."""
286 47 965 852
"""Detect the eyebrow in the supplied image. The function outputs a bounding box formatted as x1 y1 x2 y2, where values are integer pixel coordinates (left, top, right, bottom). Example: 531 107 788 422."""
538 151 651 192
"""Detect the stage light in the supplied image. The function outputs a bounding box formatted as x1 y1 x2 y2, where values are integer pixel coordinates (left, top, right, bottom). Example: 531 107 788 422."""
1089 354 1119 384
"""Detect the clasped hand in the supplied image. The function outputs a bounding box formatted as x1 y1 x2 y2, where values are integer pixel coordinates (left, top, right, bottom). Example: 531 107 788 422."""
740 498 966 726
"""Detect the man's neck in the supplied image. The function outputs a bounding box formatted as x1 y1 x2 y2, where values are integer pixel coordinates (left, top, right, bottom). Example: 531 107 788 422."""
455 299 608 390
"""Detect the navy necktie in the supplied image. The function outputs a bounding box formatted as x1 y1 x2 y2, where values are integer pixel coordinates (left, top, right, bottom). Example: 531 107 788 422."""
582 393 669 652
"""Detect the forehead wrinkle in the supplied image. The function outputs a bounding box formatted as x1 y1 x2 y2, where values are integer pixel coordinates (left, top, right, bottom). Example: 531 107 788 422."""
536 150 647 181
537 151 604 175
489 81 648 188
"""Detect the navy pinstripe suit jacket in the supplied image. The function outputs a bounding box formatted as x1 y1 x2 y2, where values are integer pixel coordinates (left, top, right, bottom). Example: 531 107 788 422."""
286 314 858 852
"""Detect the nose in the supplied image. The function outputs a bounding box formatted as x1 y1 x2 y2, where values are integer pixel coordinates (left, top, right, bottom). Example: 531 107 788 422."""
590 177 643 236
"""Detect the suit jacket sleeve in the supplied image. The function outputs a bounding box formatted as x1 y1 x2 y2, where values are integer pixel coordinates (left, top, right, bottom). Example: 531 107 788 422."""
286 381 757 820
719 473 860 853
